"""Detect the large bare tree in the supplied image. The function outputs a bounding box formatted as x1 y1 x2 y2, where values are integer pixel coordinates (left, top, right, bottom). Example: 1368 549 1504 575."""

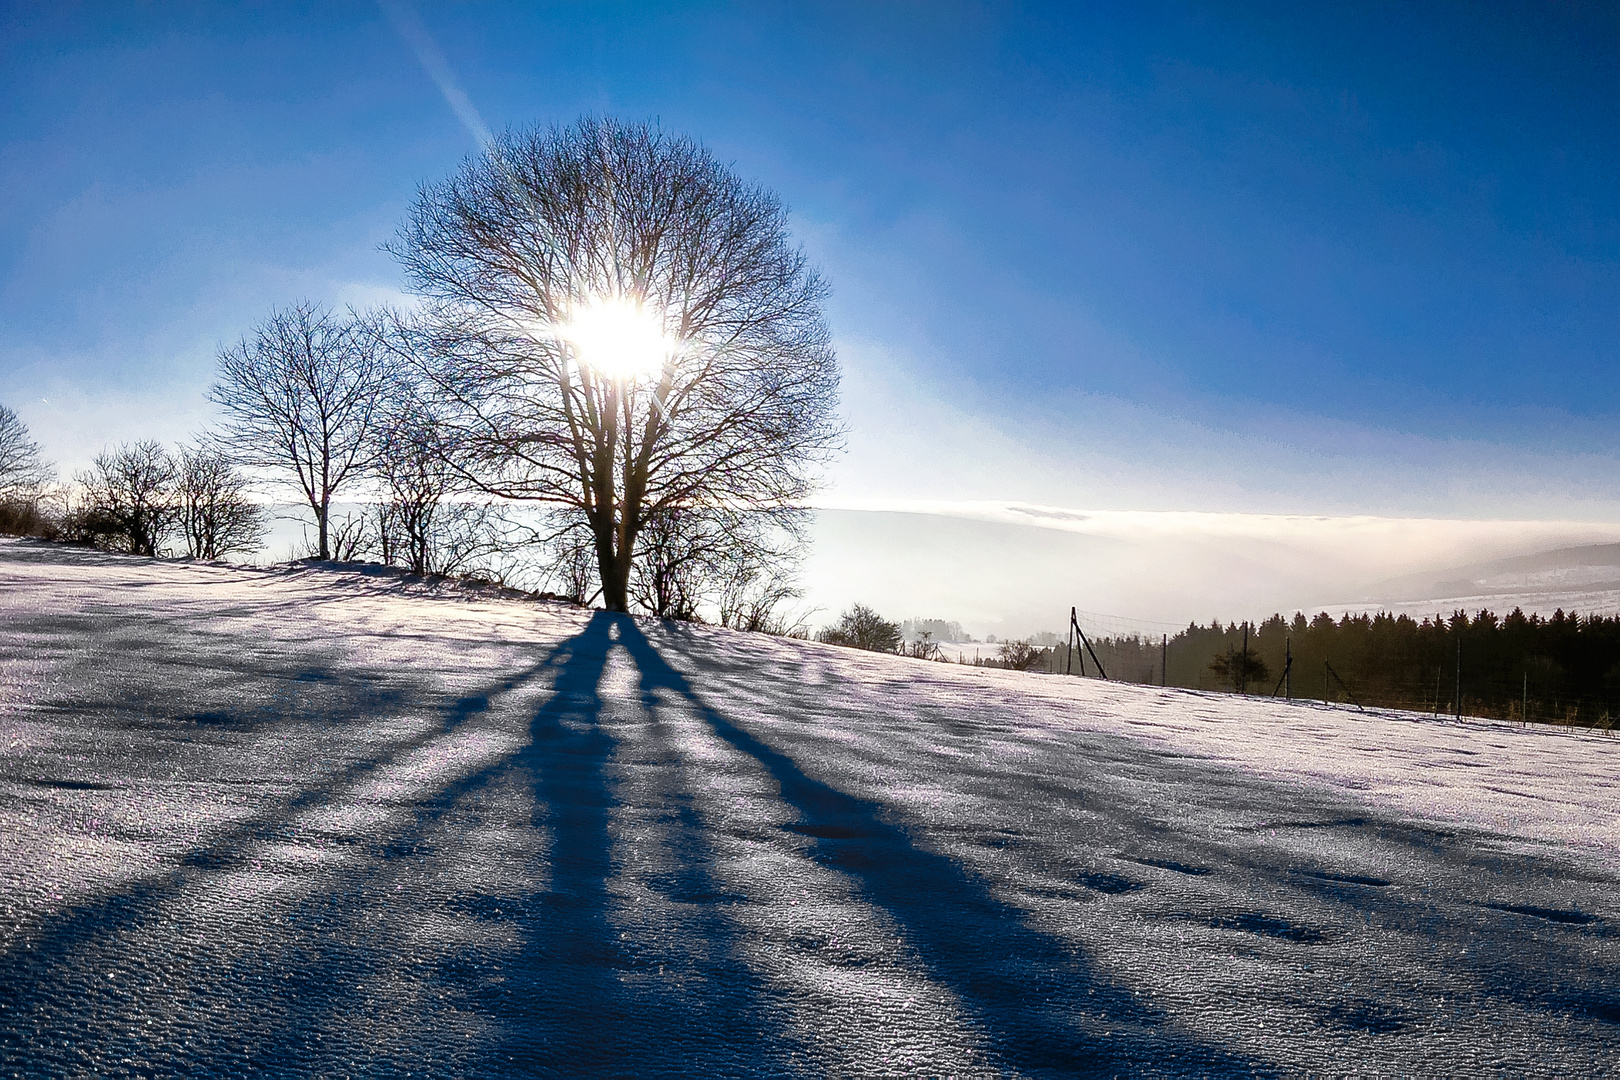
391 117 841 613
209 302 393 560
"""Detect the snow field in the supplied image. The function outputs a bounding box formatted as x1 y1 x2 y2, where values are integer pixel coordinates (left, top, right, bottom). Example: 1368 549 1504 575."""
1 538 1617 1076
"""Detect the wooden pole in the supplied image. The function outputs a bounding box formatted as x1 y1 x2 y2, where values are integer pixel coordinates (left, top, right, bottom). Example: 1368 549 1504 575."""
1066 607 1074 677
1241 622 1249 695
1455 634 1462 721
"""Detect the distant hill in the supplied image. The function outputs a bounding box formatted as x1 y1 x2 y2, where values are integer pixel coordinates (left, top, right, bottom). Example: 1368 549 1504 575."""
1333 542 1620 618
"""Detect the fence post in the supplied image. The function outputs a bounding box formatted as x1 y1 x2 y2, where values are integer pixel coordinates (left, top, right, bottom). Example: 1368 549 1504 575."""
1066 608 1074 677
1240 622 1249 695
1455 635 1462 721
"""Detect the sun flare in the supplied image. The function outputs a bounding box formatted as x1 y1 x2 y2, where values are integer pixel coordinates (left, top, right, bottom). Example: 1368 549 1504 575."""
556 296 673 381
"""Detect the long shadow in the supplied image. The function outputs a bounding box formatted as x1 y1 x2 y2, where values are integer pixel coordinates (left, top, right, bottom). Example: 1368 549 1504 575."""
0 643 557 1072
0 598 797 1074
655 624 1620 1059
613 618 1266 1077
468 612 794 1076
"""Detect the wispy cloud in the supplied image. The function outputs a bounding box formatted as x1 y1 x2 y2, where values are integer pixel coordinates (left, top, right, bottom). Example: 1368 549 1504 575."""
377 0 494 151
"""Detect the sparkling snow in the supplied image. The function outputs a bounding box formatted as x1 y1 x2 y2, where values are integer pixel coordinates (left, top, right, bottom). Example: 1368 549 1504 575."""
1 538 1617 1076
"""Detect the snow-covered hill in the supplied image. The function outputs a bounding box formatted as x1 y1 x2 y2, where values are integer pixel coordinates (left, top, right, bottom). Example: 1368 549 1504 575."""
1 538 1616 1076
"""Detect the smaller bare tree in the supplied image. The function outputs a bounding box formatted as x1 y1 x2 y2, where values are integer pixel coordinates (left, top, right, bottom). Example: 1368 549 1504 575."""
176 445 266 559
368 384 508 577
907 631 944 661
0 403 55 536
0 403 52 496
210 302 395 560
70 441 179 556
1209 649 1269 694
630 507 728 621
542 522 600 604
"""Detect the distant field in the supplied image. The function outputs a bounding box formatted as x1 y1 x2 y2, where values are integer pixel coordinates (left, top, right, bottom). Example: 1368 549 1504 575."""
2 538 1617 1076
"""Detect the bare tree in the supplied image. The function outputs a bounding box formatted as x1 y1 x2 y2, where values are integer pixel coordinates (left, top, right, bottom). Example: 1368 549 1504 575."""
627 505 715 620
0 403 55 536
70 441 179 556
627 502 807 626
368 384 508 577
391 117 841 612
176 445 266 559
0 403 52 497
209 302 394 560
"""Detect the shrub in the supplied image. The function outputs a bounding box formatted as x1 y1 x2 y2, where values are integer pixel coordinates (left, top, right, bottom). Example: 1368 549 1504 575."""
817 604 902 653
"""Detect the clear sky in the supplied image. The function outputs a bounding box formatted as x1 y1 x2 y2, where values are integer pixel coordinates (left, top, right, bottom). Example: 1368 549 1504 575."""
5 2 1620 627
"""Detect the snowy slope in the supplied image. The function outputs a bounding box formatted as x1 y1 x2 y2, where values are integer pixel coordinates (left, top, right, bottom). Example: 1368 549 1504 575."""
1 538 1617 1076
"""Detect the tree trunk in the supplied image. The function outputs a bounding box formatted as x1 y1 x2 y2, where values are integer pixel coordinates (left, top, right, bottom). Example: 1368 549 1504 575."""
317 497 330 561
597 532 630 611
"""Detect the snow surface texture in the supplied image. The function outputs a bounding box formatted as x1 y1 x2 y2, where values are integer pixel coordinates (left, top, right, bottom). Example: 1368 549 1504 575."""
1 538 1617 1077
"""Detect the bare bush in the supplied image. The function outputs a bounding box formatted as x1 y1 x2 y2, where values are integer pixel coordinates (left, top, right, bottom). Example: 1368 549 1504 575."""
368 382 509 577
817 604 901 653
69 441 179 556
539 521 600 604
997 639 1045 671
294 510 370 562
718 572 807 637
392 117 841 613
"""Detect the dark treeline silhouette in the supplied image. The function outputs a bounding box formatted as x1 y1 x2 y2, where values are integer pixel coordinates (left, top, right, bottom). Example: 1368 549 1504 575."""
1048 608 1620 730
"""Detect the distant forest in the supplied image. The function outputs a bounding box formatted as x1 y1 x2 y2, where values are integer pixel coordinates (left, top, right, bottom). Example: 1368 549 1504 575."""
1047 608 1620 729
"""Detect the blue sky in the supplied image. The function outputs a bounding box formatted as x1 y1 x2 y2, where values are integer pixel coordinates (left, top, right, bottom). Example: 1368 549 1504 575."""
5 2 1620 623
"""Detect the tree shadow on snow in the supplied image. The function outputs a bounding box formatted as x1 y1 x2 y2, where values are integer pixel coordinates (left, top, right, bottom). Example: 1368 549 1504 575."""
612 616 1267 1077
354 611 790 1077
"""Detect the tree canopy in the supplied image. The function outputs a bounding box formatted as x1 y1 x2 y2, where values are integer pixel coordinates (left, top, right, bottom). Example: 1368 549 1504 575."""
391 117 841 612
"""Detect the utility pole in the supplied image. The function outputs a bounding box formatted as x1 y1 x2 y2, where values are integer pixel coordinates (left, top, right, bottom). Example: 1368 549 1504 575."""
1066 608 1074 677
1522 670 1528 726
1161 633 1168 687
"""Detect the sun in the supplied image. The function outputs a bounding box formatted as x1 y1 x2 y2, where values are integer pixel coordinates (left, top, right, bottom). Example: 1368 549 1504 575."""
556 296 673 381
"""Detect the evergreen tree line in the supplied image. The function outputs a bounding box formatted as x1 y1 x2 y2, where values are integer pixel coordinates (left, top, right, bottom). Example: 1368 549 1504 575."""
1046 608 1620 729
